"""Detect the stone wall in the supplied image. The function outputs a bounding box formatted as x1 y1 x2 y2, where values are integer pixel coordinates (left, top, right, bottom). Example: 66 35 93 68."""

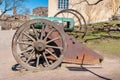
0 14 28 21
33 7 48 16
0 20 25 30
0 7 48 30
0 14 29 30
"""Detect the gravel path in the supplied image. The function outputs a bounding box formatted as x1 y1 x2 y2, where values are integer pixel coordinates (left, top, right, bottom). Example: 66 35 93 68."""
0 30 120 80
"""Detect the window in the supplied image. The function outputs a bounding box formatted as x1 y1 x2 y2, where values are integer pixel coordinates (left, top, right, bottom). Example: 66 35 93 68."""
58 0 69 9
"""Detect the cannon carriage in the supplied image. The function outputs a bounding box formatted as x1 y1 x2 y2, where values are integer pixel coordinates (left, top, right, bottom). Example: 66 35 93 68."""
12 9 103 71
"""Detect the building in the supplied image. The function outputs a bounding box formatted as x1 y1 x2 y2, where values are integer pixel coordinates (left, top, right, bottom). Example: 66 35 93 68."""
48 0 120 23
33 7 48 16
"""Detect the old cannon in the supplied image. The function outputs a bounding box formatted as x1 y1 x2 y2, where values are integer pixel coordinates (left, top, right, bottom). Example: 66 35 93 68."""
12 9 103 71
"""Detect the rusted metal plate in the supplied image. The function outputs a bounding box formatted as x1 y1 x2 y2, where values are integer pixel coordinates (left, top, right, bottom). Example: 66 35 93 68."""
62 33 103 64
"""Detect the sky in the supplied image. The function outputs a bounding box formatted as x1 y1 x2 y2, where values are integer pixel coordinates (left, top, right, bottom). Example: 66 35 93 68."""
0 0 48 14
24 0 48 14
25 0 48 11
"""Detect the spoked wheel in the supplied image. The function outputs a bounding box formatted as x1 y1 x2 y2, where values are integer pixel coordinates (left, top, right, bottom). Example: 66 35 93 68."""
54 9 87 38
12 19 66 71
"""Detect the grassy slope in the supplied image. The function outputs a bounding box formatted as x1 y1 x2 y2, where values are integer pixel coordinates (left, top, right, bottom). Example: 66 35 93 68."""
82 31 120 58
85 38 120 57
77 20 120 57
70 23 120 57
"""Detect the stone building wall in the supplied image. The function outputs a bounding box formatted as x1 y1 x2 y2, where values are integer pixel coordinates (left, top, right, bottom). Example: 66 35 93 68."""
48 0 120 23
33 7 48 16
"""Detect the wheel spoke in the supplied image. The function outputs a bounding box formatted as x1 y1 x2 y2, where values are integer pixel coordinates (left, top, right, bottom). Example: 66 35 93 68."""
46 36 61 44
20 39 30 41
31 25 39 40
43 52 50 66
67 12 69 18
45 49 58 59
23 32 35 41
46 45 63 50
17 41 32 45
44 29 54 41
40 24 45 40
12 19 65 71
36 54 41 67
19 48 33 54
26 49 35 63
72 15 75 20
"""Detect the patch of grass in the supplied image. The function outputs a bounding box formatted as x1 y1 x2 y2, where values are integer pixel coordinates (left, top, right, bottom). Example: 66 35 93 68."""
69 30 120 57
85 39 120 57
69 19 120 57
82 32 120 57
87 20 120 26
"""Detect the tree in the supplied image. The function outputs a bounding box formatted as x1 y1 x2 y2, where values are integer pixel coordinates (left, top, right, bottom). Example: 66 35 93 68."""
69 0 103 23
19 8 31 15
0 0 27 18
70 0 103 8
0 0 2 4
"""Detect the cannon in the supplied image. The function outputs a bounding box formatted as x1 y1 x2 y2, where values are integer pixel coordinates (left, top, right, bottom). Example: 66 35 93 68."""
12 9 103 71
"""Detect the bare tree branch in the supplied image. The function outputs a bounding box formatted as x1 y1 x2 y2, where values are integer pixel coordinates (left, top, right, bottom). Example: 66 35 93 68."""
0 0 26 18
70 0 103 8
85 0 103 5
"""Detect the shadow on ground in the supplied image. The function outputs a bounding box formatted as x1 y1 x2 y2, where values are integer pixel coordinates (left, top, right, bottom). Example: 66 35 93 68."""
12 63 112 80
67 66 112 80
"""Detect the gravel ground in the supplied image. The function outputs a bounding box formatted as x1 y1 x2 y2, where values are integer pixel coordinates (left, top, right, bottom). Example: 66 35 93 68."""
0 30 120 80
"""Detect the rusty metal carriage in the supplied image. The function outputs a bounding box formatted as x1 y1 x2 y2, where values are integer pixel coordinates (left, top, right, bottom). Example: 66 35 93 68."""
12 9 103 71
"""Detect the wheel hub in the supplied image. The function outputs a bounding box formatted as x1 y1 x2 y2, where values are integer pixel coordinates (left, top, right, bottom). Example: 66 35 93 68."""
34 40 46 51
